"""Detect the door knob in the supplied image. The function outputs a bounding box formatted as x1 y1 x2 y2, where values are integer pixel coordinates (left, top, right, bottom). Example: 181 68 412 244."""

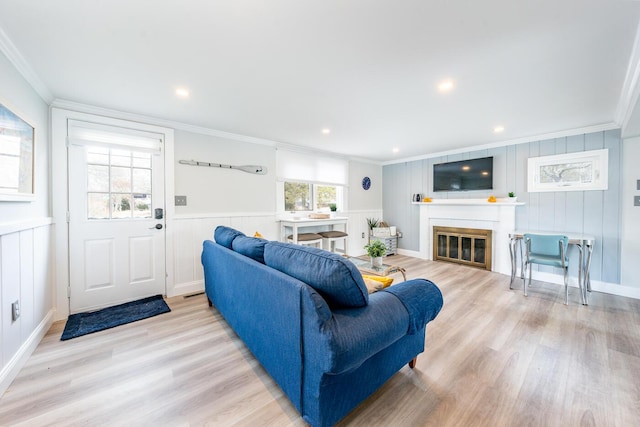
149 224 163 230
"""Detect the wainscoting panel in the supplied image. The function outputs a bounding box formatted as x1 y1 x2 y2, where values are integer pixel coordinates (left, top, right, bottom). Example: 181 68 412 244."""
168 211 383 297
0 219 54 397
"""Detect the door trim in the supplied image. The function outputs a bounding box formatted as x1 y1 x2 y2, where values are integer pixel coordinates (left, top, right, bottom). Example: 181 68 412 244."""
52 108 175 321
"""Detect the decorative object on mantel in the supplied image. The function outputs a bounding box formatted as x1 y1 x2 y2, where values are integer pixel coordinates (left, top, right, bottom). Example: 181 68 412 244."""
413 193 422 202
508 192 517 202
179 159 267 175
488 195 497 203
422 197 433 202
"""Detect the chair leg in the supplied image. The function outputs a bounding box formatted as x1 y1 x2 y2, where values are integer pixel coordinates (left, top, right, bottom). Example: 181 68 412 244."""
564 267 569 305
523 261 529 297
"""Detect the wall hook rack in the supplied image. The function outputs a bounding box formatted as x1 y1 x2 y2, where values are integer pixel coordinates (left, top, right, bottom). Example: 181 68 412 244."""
178 160 267 175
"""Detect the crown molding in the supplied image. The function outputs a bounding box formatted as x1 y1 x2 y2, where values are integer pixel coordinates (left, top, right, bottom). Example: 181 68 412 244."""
381 122 619 166
51 99 382 166
616 19 640 131
0 26 53 103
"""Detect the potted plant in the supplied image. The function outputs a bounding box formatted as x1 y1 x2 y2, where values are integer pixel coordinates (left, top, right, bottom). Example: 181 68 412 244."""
364 239 387 267
508 191 517 202
329 203 337 217
366 218 379 236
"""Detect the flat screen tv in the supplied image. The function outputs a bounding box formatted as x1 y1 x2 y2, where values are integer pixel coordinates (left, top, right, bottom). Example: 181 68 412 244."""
433 156 493 192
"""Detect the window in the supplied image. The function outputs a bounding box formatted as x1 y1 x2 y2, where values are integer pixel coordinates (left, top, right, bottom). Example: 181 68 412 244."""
284 182 340 212
86 146 152 219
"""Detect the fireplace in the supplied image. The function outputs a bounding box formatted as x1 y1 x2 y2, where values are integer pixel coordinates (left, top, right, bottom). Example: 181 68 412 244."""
433 226 492 270
416 199 521 275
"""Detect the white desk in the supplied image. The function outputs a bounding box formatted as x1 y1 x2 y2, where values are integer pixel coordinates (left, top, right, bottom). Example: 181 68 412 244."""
280 217 348 245
509 231 595 305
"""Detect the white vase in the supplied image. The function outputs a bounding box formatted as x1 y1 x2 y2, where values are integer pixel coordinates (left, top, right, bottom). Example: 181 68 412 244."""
371 256 383 267
508 196 518 203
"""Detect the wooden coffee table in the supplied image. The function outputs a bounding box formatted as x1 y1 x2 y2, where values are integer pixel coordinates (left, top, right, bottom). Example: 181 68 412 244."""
346 257 407 282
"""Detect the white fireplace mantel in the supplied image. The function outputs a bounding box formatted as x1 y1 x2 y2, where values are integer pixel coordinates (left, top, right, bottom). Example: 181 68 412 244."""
415 199 524 275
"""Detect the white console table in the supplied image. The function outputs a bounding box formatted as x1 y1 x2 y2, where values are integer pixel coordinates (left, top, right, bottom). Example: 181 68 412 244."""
279 217 348 244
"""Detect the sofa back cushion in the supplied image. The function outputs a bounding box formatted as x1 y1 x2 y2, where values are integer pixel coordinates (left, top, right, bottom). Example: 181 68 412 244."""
264 241 368 308
232 235 268 264
214 226 245 248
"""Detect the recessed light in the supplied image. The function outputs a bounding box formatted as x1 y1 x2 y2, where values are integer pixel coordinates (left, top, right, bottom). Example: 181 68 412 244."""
392 147 399 153
493 125 505 133
176 88 189 98
322 128 331 134
438 80 454 92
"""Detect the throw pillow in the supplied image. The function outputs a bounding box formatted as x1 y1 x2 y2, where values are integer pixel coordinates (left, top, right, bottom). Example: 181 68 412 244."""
263 241 369 308
214 226 246 249
362 275 393 293
232 235 268 264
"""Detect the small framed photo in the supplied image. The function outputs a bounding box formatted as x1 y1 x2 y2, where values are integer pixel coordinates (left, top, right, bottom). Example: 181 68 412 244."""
0 102 35 201
528 149 608 193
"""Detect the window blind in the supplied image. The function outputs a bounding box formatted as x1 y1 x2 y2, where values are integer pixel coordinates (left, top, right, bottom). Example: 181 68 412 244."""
276 149 348 186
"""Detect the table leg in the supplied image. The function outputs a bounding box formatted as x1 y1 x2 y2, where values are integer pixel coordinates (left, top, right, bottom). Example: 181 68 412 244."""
583 243 593 305
509 237 517 289
576 244 587 305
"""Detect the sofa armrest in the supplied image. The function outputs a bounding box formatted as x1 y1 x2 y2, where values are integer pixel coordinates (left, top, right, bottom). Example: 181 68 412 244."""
382 279 443 334
316 279 442 374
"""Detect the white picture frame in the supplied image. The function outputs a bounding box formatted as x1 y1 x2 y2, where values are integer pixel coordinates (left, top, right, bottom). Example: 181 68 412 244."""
527 149 608 193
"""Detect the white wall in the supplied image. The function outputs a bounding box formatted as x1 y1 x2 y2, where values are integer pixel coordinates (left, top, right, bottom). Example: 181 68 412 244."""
0 50 54 396
170 133 385 293
621 138 640 288
174 130 277 215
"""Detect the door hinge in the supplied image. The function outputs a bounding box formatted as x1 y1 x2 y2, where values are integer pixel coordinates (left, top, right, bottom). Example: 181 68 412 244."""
66 212 70 223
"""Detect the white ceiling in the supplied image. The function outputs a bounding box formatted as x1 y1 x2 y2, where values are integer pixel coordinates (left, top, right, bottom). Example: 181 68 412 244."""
1 0 639 162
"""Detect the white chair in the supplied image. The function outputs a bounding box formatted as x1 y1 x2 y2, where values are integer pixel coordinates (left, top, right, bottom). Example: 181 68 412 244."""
287 233 323 248
318 231 348 254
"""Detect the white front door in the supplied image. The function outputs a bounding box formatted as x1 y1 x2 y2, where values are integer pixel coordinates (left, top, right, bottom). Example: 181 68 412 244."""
68 123 166 313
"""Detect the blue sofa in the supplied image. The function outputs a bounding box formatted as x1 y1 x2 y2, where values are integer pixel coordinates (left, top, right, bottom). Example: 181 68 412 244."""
202 226 443 427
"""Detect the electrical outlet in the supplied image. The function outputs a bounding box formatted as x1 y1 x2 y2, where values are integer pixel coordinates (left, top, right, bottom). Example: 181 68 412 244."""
361 232 365 238
12 300 20 321
635 196 640 207
175 195 187 206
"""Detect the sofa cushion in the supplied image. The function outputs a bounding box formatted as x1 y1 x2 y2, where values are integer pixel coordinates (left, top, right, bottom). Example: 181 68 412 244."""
232 235 268 264
214 226 246 248
264 242 369 308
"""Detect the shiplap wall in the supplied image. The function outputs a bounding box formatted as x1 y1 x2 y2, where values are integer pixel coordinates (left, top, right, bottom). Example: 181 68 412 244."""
383 129 622 284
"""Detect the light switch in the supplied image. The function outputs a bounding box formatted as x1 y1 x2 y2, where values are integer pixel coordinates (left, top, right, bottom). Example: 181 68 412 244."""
175 195 187 206
637 180 640 191
635 196 640 207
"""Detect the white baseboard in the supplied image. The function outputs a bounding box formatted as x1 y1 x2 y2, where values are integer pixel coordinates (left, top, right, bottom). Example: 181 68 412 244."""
396 248 421 258
0 309 54 397
510 269 640 300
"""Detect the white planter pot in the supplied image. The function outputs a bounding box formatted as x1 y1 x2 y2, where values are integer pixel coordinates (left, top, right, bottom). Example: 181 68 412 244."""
371 256 383 267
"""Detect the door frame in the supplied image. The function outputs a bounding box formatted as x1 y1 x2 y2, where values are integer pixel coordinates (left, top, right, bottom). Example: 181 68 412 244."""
52 107 175 321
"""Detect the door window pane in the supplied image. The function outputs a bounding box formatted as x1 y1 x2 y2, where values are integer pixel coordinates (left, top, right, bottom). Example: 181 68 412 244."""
111 194 132 218
87 165 109 192
87 193 110 219
111 166 131 192
111 149 131 166
133 194 152 218
85 147 154 220
132 168 151 193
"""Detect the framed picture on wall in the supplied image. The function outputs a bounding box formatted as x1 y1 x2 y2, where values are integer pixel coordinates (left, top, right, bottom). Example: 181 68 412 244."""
527 149 608 193
0 102 35 201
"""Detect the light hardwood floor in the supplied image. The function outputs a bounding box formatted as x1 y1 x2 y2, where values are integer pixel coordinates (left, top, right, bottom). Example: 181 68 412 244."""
1 256 639 426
